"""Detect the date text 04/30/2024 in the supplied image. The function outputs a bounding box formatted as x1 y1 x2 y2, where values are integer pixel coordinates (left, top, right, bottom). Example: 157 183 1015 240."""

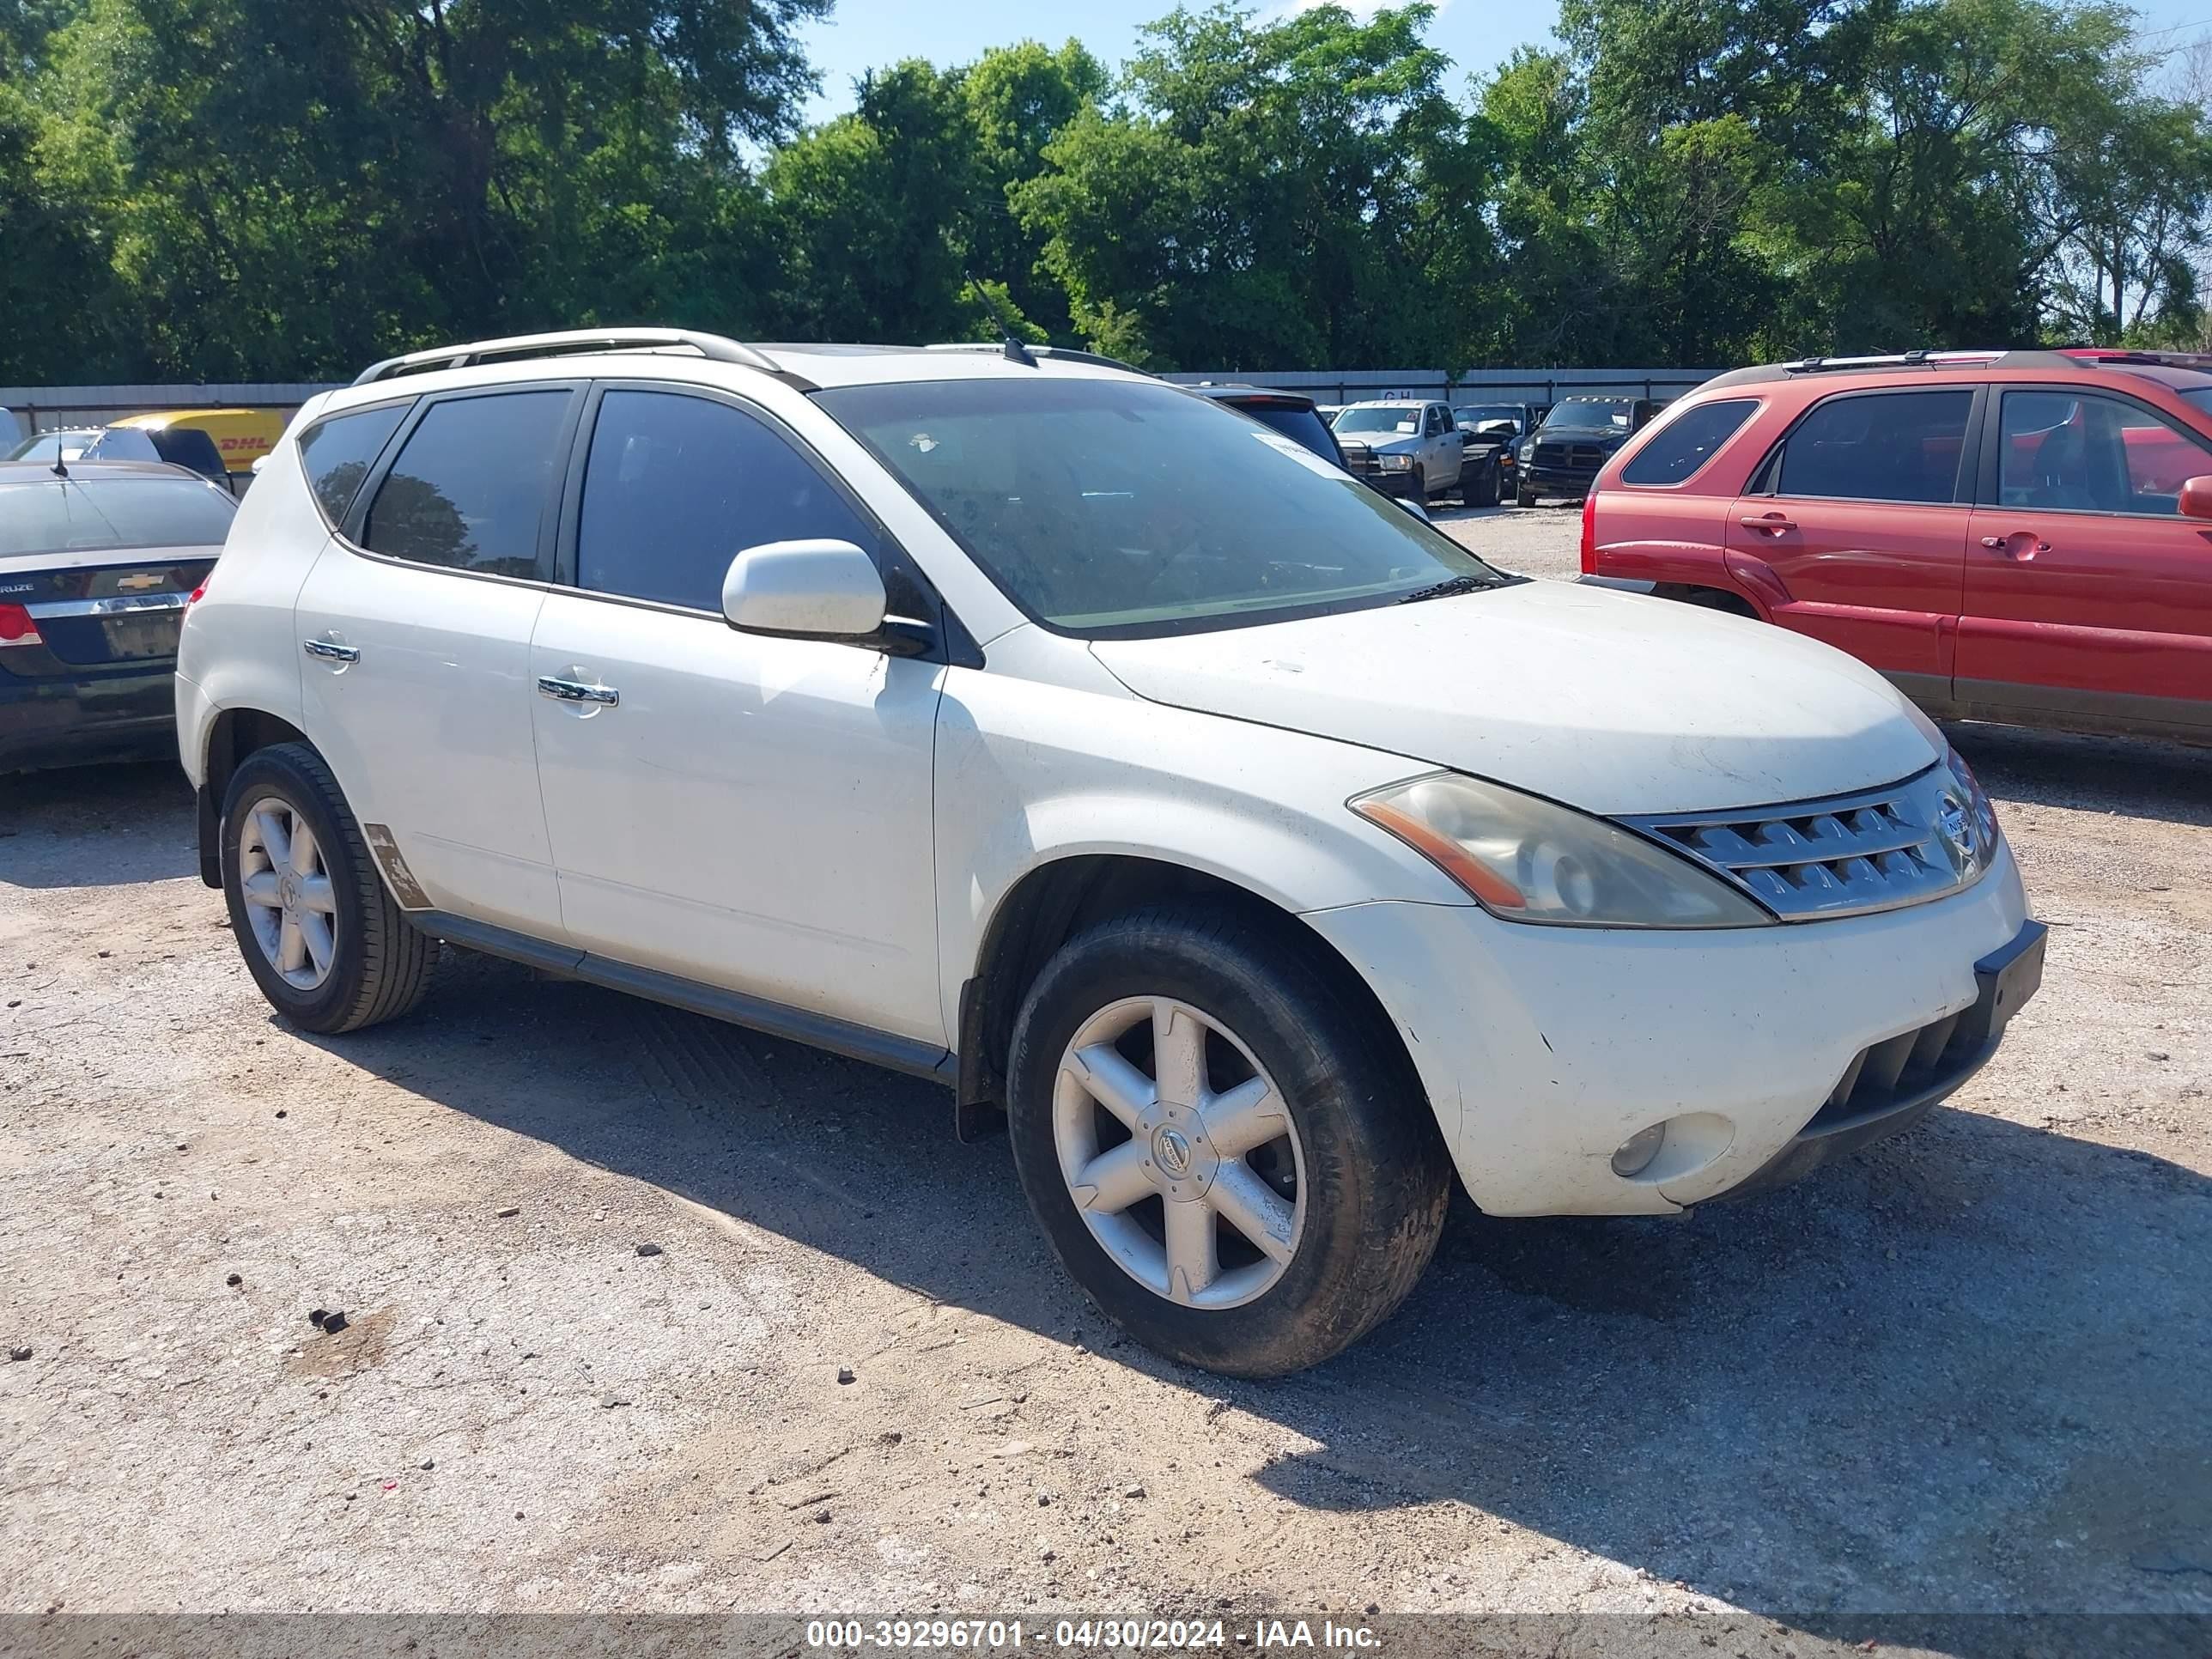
803 1617 1382 1649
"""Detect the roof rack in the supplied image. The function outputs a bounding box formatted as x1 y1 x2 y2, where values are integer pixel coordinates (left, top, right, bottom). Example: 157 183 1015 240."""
352 328 796 387
1704 347 2095 388
923 342 1152 378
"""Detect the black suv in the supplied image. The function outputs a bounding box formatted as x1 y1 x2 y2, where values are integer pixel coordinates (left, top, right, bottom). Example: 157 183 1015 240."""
1516 397 1658 505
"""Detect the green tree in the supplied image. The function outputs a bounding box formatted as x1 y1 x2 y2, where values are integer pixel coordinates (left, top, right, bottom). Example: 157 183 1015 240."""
1017 3 1490 371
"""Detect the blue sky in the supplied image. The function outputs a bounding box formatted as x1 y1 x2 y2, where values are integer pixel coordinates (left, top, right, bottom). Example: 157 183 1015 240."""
796 0 2212 125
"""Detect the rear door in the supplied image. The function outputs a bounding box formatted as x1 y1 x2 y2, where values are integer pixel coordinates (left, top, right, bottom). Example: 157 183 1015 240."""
1726 384 1981 696
1959 384 2212 737
293 385 580 935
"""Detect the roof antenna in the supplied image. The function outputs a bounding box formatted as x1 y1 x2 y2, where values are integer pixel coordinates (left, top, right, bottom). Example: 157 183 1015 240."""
968 271 1036 367
50 452 67 479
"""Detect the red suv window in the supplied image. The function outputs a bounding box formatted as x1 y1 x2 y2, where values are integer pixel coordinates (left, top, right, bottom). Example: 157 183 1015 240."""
1772 389 1973 504
1620 398 1759 486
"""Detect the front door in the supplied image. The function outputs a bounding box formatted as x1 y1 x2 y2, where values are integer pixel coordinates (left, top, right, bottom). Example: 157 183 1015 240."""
1725 385 1979 692
527 385 946 1046
1958 386 2212 737
293 386 580 934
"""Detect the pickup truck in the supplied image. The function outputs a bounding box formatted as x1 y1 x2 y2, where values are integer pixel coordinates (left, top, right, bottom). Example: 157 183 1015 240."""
1332 400 1504 507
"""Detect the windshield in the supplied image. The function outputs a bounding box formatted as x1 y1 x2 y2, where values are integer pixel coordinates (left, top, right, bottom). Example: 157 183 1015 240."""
1542 400 1635 432
0 476 235 557
815 378 1510 639
5 431 99 465
1454 405 1521 428
1332 406 1424 434
2179 387 2212 417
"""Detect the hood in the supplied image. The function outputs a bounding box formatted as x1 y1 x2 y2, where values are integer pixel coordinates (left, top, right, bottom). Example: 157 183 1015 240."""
1087 580 1942 816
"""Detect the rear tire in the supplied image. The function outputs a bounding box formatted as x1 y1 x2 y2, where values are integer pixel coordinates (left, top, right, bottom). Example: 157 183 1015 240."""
220 742 437 1035
1006 905 1450 1377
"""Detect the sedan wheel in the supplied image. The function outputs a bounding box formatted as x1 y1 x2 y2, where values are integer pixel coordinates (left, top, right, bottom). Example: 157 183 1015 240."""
1054 995 1305 1310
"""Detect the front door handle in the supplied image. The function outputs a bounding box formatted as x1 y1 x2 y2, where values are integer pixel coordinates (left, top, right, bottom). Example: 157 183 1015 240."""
302 638 360 664
537 675 619 708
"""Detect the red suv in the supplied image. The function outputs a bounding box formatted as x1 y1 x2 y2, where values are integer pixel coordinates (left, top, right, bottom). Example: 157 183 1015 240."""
1583 349 2212 743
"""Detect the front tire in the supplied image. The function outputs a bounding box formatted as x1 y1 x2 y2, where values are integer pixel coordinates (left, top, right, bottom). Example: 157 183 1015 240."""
220 742 437 1035
1006 906 1450 1377
1516 480 1537 507
1471 457 1502 507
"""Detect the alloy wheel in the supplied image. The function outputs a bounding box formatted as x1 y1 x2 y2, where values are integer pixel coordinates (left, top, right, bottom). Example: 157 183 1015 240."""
237 797 338 992
1053 996 1306 1310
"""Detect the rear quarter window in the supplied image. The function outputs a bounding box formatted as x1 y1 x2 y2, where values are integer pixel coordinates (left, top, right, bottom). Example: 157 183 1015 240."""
1620 398 1759 487
298 402 410 528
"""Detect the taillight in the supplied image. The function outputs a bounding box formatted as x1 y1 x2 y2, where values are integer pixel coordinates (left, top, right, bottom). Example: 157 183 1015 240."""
0 604 41 648
1579 489 1600 575
185 568 212 609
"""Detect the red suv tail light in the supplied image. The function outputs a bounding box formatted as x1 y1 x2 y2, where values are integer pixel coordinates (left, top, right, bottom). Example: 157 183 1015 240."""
1579 489 1599 575
0 604 42 647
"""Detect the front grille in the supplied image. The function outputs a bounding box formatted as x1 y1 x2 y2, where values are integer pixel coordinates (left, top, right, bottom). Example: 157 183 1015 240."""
1340 450 1382 477
1534 440 1607 471
1622 764 1984 921
1810 1008 1984 1132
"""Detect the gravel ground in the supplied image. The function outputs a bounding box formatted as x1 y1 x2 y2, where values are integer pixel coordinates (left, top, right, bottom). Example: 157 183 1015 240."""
2 510 2207 1641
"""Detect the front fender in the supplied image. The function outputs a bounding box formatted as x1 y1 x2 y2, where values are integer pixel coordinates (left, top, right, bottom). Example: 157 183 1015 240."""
932 664 1468 1040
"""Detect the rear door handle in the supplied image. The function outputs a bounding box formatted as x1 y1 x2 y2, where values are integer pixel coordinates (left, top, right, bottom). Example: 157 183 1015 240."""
302 638 360 664
537 675 619 708
1738 515 1796 533
1980 534 2051 554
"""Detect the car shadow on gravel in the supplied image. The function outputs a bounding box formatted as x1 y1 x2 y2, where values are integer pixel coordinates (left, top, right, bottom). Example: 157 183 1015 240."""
0 760 196 887
1946 721 2211 830
304 946 2212 1632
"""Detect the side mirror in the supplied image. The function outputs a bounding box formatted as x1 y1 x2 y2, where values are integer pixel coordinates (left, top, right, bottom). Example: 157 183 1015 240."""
1392 493 1432 524
2179 476 2212 520
721 539 887 640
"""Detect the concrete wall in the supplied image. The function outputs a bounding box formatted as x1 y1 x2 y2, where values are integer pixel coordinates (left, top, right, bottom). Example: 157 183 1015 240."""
1163 367 1724 404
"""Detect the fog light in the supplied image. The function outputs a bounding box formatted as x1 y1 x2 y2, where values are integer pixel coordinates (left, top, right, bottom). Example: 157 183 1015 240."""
1610 1123 1667 1177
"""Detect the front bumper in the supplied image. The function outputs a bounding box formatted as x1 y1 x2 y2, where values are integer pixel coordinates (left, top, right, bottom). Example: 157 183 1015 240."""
1355 469 1421 501
1521 464 1600 495
1304 844 2033 1216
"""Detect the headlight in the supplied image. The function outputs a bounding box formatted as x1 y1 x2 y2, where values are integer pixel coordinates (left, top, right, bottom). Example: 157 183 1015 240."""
1351 772 1773 928
1517 439 1535 461
1376 453 1414 471
1942 746 2002 872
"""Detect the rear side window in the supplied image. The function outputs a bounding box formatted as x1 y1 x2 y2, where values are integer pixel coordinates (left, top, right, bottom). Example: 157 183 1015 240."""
573 390 881 612
1234 402 1340 464
0 477 234 556
1620 398 1759 486
1777 390 1973 504
361 392 568 578
299 404 408 527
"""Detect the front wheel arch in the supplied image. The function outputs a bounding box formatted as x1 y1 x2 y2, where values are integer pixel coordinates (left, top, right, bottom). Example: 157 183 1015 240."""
957 856 1434 1146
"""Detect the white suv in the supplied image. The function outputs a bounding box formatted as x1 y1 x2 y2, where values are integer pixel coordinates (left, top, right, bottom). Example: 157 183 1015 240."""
177 329 2044 1376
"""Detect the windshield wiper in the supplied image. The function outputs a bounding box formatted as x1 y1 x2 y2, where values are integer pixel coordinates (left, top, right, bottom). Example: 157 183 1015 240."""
1397 573 1500 605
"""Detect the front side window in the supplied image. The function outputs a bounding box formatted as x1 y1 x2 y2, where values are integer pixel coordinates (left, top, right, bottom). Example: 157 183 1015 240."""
1620 398 1759 487
814 377 1510 639
1997 390 2212 514
361 392 568 577
1776 390 1972 504
574 390 880 611
299 403 409 527
0 477 234 556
